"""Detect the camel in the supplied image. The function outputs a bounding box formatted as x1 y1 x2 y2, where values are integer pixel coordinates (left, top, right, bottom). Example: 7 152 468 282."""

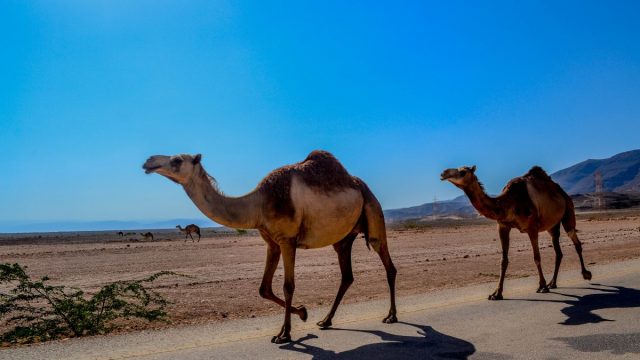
140 232 154 241
441 165 592 300
143 150 397 343
117 231 124 237
176 224 201 242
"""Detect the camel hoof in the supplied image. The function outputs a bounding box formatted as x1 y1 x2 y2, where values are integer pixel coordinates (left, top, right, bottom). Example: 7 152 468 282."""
297 306 308 322
382 314 398 324
317 319 332 328
271 335 291 344
547 282 557 289
488 294 503 301
537 286 550 293
583 271 592 281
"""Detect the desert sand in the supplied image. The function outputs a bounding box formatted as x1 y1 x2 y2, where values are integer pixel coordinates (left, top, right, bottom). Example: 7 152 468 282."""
1 211 639 334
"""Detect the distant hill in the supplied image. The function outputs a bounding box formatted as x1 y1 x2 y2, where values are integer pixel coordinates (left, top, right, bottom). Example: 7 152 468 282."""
550 149 640 194
384 195 477 222
385 149 640 222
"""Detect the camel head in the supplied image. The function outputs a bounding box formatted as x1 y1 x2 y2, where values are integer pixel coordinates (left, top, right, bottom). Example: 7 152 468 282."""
142 154 202 185
440 165 477 188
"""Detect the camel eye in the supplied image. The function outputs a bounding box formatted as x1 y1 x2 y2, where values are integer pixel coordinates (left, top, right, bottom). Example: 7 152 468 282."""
170 158 183 166
459 170 467 176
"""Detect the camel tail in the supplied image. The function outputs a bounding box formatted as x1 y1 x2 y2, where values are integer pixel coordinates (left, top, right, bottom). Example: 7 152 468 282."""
356 177 387 252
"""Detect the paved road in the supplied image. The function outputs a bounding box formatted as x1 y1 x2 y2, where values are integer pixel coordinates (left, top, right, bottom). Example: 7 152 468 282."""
3 258 640 359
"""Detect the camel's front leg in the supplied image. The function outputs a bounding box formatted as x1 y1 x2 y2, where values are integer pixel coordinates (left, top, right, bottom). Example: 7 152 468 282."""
259 243 307 322
318 234 356 328
489 225 510 300
272 241 296 344
529 230 549 293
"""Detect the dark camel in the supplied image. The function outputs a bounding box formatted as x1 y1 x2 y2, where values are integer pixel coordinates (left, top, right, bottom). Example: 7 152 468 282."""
139 232 154 241
143 150 397 343
176 224 201 242
441 165 592 300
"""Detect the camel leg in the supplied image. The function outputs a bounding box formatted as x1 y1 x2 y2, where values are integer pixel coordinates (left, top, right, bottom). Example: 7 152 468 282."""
561 212 592 280
259 243 307 322
547 224 562 289
489 225 510 300
272 240 297 344
529 231 549 293
372 241 397 323
317 234 357 328
189 233 194 242
197 233 201 242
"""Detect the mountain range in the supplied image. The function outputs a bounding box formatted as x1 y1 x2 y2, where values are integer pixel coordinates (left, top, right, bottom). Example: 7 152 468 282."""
385 149 640 222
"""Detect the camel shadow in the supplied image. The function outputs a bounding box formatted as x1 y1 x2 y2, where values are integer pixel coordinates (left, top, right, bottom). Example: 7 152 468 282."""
508 284 640 325
278 321 476 359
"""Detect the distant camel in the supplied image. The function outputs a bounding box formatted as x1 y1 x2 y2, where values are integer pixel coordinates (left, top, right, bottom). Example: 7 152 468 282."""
143 150 397 344
117 231 124 237
441 165 592 300
140 232 154 241
176 224 201 242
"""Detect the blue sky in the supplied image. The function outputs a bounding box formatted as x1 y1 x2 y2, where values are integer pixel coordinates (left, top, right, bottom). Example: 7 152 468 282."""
1 1 639 230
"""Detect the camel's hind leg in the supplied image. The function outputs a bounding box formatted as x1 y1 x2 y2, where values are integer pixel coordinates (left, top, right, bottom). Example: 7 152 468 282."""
375 240 397 323
359 178 397 323
317 233 357 328
561 208 592 280
547 223 563 289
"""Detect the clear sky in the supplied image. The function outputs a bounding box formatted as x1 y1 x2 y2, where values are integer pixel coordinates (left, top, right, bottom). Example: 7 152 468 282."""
1 1 639 229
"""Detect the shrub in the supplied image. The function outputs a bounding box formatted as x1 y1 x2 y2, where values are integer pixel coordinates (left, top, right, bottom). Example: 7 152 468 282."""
0 263 178 344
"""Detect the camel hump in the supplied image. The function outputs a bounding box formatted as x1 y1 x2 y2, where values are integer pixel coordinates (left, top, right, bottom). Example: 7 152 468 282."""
525 166 551 180
296 150 358 191
303 150 338 162
258 150 359 218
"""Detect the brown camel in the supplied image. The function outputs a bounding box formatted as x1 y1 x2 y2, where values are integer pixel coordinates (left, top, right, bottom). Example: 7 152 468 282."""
441 165 592 300
140 232 154 241
142 150 397 343
176 224 201 242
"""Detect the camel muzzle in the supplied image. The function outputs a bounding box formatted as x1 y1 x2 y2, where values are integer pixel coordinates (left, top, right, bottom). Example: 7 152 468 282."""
440 170 456 181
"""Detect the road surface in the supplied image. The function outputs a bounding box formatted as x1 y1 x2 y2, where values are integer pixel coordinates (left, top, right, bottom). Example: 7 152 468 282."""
3 258 640 359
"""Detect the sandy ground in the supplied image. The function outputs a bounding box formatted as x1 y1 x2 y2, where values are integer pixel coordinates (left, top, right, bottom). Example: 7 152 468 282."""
1 211 640 335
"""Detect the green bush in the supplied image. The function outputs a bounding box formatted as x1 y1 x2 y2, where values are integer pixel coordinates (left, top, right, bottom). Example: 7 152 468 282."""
0 263 178 344
235 228 248 235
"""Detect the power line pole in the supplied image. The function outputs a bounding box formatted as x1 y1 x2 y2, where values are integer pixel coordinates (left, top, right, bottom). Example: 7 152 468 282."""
594 171 604 210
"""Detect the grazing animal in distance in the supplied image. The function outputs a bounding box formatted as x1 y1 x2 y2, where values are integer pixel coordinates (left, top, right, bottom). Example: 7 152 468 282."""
117 231 124 237
143 150 397 344
441 165 592 300
139 232 154 241
176 224 201 242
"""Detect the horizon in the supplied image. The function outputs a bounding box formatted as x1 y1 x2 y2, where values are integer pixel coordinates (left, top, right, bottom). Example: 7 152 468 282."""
2 1 640 232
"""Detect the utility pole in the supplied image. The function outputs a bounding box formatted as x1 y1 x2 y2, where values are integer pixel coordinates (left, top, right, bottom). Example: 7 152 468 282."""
594 171 604 210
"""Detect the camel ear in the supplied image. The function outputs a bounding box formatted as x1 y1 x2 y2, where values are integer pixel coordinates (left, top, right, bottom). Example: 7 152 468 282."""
470 165 476 173
193 154 202 164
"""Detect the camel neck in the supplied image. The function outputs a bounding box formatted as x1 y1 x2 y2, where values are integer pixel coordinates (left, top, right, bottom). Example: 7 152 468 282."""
463 181 502 220
183 166 262 229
